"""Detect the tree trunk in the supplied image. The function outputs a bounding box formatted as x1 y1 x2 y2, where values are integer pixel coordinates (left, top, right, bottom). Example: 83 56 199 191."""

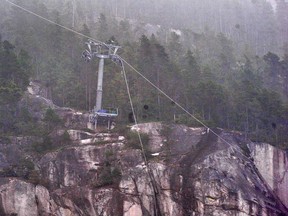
157 69 161 120
245 105 249 140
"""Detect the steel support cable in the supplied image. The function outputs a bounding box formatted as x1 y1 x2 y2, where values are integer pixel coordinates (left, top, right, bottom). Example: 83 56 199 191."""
120 57 288 188
121 63 160 216
5 0 244 158
5 0 104 45
120 59 287 213
6 0 283 184
121 66 148 166
120 59 235 146
4 1 159 213
119 57 269 165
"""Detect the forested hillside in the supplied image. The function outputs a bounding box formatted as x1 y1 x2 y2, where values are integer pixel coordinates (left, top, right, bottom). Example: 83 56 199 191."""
0 0 288 147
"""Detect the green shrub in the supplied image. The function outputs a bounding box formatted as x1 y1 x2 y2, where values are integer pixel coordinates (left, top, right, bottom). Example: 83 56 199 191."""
19 158 34 171
60 130 71 145
126 131 149 149
105 150 114 158
27 170 41 185
31 135 53 153
113 124 130 134
0 166 16 177
94 166 122 187
44 108 62 130
92 148 122 188
126 131 152 159
0 135 11 144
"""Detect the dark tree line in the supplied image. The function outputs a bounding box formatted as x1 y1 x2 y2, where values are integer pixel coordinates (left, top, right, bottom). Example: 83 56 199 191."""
0 36 31 133
0 1 288 147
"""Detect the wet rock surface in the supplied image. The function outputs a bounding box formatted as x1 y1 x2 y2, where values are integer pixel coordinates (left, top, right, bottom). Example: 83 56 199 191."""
249 143 288 210
0 90 287 215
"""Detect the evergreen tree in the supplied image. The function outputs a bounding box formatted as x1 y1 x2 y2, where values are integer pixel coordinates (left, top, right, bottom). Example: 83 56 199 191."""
191 81 227 126
96 13 109 41
182 50 201 86
263 52 281 91
216 33 235 83
280 48 288 98
0 38 31 133
0 40 30 95
167 32 183 64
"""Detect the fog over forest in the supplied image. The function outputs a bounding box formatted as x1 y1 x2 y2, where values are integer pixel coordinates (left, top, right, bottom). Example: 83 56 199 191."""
2 2 288 216
1 0 288 147
38 0 288 56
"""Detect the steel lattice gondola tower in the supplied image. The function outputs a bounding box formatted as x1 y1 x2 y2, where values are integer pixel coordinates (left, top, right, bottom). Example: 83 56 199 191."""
82 40 122 130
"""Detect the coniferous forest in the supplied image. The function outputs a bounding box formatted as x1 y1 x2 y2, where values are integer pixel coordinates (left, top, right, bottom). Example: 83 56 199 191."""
0 0 288 148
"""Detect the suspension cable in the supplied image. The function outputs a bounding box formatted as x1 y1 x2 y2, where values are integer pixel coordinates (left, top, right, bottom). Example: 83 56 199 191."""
5 0 283 185
5 0 238 154
121 65 149 166
5 0 104 45
119 58 239 148
121 63 160 216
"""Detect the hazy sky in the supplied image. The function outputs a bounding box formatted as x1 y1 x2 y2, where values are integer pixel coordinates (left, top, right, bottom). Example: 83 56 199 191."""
267 0 276 10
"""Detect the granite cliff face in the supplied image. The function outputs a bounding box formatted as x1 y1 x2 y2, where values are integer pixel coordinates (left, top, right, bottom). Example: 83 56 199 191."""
0 86 287 216
249 143 288 210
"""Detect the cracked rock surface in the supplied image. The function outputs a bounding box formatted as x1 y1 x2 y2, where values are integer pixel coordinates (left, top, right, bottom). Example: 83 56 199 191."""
0 93 287 216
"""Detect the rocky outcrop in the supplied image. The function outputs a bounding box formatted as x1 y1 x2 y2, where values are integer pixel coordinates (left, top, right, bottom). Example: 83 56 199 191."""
249 143 288 209
120 125 287 215
1 90 288 216
38 122 288 215
21 81 88 129
0 178 75 216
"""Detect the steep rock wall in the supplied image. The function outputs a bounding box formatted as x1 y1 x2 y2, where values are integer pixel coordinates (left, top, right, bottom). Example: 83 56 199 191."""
249 143 288 209
0 178 75 216
1 101 288 216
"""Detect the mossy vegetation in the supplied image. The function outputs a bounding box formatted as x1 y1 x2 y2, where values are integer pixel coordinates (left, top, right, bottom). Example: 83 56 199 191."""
31 136 53 154
113 124 150 151
95 166 122 187
0 135 11 144
92 149 122 188
0 157 42 185
43 108 62 129
126 131 149 149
